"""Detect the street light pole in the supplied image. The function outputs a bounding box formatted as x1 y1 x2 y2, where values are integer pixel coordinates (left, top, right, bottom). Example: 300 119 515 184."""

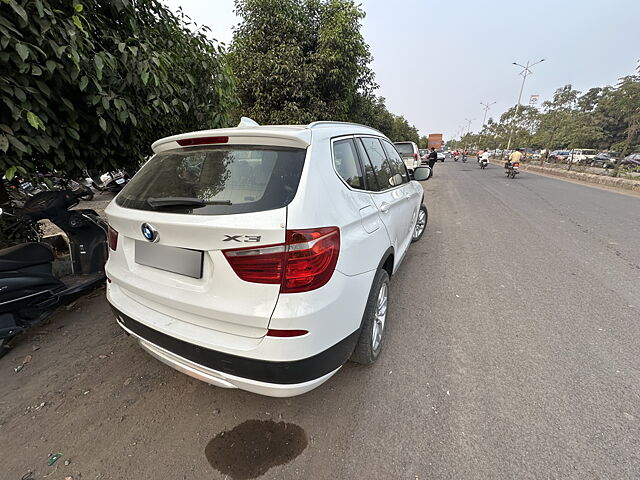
479 101 496 147
506 59 545 152
464 117 475 150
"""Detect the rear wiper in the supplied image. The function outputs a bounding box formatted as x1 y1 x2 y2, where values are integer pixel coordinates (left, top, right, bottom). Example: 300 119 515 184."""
146 197 233 208
147 197 206 208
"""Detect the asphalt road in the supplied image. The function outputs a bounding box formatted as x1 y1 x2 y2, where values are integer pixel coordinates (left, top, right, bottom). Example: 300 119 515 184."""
2 160 640 479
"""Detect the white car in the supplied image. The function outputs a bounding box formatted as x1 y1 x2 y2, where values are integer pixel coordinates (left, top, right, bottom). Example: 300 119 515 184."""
394 141 421 172
105 119 431 397
568 148 598 164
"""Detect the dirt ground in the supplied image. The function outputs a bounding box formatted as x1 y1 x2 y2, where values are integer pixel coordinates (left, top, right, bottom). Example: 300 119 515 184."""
0 290 282 480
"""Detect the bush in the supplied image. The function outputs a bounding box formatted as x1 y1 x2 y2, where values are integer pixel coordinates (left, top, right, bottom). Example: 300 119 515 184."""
0 0 237 181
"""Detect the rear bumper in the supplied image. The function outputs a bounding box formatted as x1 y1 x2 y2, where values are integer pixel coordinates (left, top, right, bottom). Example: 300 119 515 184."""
111 306 358 397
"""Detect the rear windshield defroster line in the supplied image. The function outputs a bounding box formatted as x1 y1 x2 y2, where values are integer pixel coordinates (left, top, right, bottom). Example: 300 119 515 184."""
116 145 306 215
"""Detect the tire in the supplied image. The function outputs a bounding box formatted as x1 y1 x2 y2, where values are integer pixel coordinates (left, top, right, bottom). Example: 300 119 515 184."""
350 268 390 365
411 205 428 243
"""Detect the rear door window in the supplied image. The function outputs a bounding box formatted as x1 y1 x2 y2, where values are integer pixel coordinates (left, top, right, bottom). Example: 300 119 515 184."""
381 139 409 184
333 139 365 190
359 137 397 190
116 146 306 215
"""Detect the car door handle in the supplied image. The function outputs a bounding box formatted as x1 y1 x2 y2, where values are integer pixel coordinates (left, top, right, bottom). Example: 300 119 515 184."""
379 202 390 213
405 194 411 200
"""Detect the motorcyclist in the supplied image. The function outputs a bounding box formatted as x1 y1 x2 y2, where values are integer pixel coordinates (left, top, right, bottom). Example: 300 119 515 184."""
480 150 490 162
505 148 523 169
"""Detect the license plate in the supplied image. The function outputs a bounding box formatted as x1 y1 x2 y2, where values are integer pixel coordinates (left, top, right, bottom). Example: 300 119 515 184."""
135 240 203 278
115 178 125 185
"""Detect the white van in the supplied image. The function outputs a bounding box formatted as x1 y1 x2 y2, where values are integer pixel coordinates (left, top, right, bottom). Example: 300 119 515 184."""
569 149 598 164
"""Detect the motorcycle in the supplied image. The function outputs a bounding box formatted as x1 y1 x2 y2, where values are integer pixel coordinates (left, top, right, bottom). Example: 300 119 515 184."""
505 162 520 178
462 154 467 163
0 190 107 354
454 154 459 162
479 158 488 169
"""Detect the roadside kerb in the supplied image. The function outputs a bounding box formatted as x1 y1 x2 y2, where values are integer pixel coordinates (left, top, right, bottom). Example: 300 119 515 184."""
488 159 640 194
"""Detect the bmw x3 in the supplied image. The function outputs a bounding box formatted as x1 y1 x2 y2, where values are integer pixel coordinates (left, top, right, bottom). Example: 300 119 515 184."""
105 119 430 397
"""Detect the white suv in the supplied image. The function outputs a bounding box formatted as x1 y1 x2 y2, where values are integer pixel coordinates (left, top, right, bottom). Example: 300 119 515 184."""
105 120 430 397
394 141 421 172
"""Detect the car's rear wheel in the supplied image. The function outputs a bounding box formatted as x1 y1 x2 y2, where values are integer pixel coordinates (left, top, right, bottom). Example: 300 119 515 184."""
411 205 428 243
350 268 390 365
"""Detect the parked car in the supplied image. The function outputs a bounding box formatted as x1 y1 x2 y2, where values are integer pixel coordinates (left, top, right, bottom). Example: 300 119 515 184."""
591 151 621 168
549 150 571 162
568 148 598 164
622 153 640 166
419 149 429 161
437 151 445 162
394 141 421 171
105 119 431 397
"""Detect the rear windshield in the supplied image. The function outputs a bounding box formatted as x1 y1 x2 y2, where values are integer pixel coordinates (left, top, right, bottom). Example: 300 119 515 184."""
394 143 414 155
116 146 306 215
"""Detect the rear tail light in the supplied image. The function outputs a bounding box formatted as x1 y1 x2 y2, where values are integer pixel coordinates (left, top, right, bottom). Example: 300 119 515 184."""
223 227 340 293
514 162 520 167
413 153 418 159
107 225 118 251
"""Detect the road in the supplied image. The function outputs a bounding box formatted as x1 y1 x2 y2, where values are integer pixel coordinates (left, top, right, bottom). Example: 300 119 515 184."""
2 161 640 479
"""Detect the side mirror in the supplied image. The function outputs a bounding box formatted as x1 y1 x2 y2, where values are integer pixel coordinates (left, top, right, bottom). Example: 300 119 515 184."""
413 166 431 181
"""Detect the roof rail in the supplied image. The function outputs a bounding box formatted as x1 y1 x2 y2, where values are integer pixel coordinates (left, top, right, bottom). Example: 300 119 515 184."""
306 121 384 134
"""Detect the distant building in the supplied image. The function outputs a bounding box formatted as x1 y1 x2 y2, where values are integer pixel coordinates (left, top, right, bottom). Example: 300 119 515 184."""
428 134 443 150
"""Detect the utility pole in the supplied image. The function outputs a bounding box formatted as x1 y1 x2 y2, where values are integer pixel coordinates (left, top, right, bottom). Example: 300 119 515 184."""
464 117 474 150
479 101 496 148
506 59 545 153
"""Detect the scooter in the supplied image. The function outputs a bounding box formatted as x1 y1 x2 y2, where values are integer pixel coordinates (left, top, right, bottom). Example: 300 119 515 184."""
454 154 459 162
462 154 467 163
505 162 520 178
84 170 129 193
479 158 488 169
0 190 107 354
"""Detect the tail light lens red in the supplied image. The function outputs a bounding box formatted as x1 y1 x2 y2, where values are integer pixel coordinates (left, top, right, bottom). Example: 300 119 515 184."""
223 227 340 293
176 136 229 147
514 162 520 167
107 225 118 251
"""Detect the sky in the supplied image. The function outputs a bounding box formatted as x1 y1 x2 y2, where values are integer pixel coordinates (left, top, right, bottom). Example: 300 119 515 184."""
164 0 640 140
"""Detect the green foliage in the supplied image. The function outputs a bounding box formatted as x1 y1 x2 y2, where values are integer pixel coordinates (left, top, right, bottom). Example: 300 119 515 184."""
0 0 237 179
229 0 420 142
230 0 375 124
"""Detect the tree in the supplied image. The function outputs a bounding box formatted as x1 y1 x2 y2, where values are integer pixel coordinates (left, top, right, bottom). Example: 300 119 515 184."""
229 0 375 124
229 0 422 141
0 0 236 181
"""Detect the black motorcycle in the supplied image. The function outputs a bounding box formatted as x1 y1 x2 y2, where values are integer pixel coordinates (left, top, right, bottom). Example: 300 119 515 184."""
0 190 107 354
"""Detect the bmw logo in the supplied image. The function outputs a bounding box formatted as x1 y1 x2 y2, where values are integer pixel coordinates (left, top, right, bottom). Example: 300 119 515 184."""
141 223 159 243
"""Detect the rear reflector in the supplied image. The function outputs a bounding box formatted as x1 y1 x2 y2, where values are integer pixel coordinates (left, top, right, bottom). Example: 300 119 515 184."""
107 225 118 251
223 227 340 293
266 329 309 337
176 136 229 147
